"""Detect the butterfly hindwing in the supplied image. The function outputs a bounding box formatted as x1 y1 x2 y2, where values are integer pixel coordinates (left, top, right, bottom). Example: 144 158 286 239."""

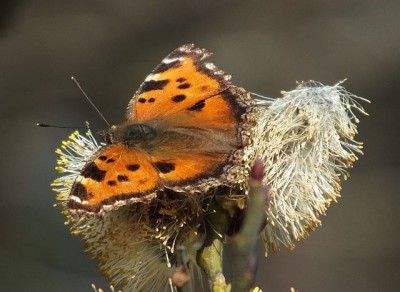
150 152 229 191
68 145 160 214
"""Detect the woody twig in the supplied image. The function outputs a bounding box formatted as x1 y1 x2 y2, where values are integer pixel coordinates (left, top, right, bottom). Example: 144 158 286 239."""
229 160 269 291
196 160 268 292
197 197 231 291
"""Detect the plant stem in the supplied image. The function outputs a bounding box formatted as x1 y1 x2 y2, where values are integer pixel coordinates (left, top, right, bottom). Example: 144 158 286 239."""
229 160 269 291
197 198 231 292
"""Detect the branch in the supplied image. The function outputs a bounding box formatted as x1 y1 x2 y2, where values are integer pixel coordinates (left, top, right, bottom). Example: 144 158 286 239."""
197 198 231 291
229 160 270 291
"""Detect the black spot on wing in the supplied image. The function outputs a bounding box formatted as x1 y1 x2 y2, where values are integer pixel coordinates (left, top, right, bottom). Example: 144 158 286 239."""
98 156 107 161
154 162 175 174
117 175 129 182
81 162 107 182
127 164 140 171
148 98 155 103
70 182 92 200
172 94 186 102
153 59 181 73
178 83 190 89
138 98 146 103
140 80 169 93
107 180 116 186
187 99 206 111
176 77 186 83
106 158 115 164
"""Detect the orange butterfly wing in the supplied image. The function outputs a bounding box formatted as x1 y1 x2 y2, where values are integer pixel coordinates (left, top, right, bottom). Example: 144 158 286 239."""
68 145 160 214
127 44 231 123
150 152 229 191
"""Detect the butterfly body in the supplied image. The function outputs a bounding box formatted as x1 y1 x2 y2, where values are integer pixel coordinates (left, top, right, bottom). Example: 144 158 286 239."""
109 123 157 146
68 44 256 215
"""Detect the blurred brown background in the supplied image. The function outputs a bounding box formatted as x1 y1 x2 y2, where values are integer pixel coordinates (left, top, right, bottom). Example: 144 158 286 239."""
1 0 399 291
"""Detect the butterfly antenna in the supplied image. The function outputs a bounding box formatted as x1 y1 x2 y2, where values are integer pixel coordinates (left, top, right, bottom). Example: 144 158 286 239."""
36 123 89 129
71 76 111 127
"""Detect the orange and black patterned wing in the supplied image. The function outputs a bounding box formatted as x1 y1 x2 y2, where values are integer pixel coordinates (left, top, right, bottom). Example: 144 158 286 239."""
126 44 232 123
68 145 161 215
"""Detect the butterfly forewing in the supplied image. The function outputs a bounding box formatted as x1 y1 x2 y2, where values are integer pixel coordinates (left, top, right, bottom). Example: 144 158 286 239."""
127 44 231 123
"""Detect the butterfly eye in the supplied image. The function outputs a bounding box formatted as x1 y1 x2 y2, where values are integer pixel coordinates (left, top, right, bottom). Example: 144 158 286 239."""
99 130 113 144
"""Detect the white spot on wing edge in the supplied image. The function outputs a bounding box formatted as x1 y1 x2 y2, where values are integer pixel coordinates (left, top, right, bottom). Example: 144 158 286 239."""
69 195 82 203
163 57 183 64
224 75 232 81
205 62 216 70
145 73 160 81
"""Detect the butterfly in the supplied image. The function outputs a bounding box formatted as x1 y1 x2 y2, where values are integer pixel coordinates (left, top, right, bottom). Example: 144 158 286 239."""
68 44 256 215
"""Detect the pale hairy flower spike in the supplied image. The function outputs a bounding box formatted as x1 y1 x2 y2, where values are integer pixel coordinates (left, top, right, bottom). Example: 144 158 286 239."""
252 80 368 253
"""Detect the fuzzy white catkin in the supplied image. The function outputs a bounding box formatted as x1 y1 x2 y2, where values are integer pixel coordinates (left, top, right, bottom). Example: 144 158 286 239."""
252 81 368 254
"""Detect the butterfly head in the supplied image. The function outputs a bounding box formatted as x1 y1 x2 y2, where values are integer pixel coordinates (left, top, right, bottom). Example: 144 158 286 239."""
107 123 157 146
